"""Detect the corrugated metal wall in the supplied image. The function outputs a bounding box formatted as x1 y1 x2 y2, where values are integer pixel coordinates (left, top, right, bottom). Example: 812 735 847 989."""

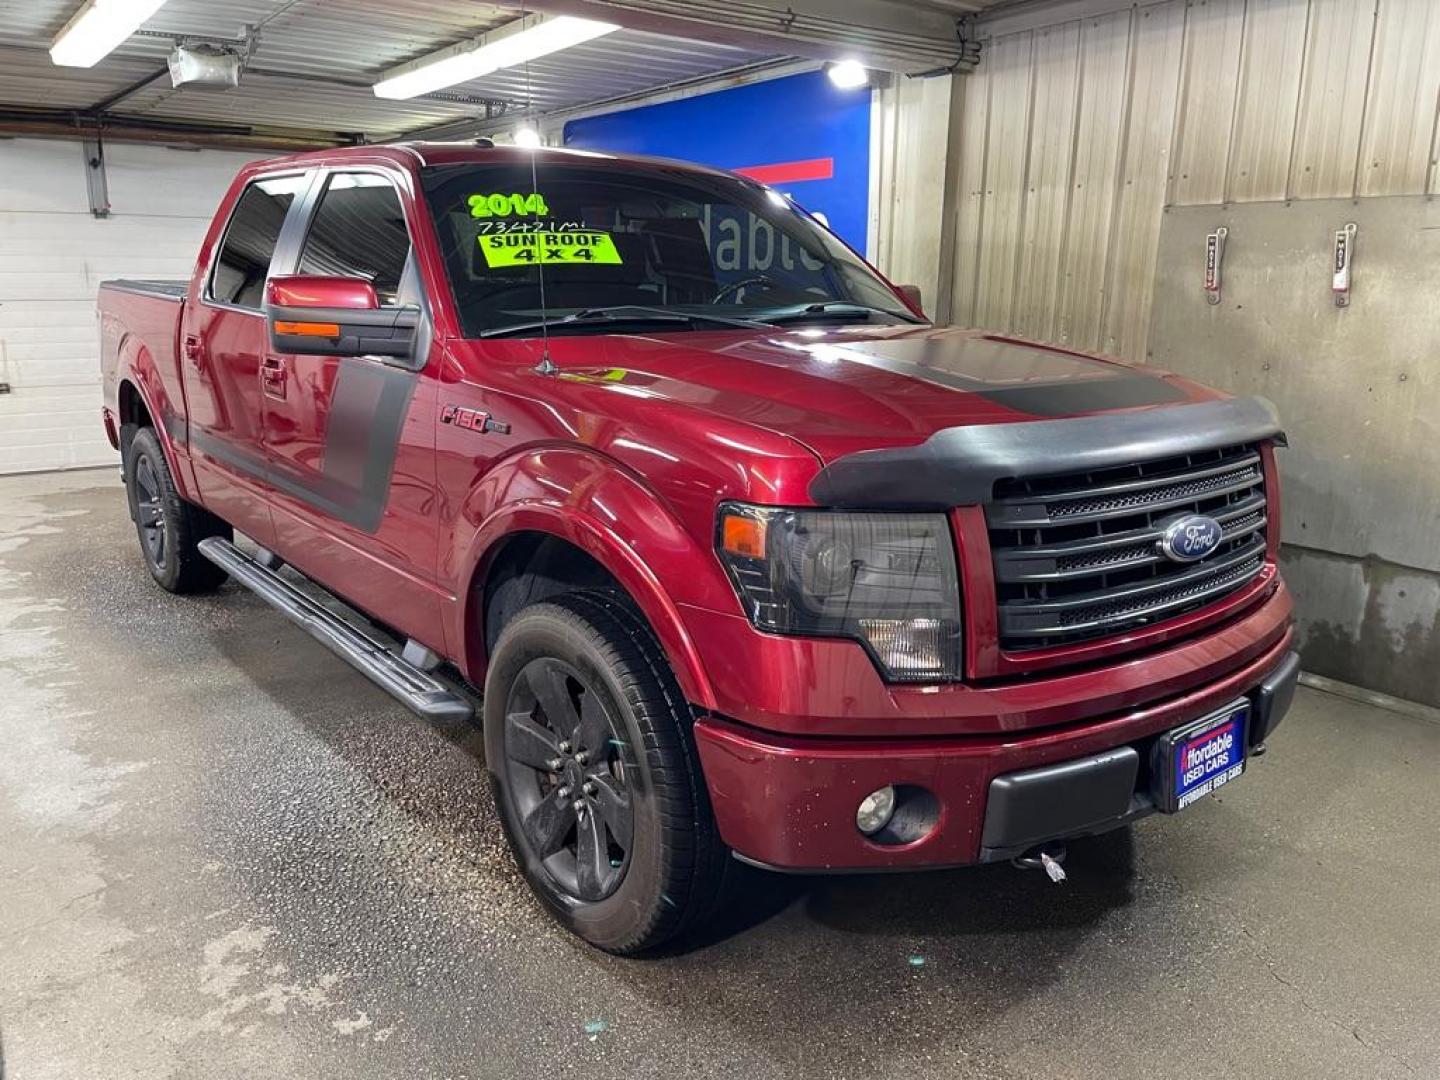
870 72 957 316
947 0 1440 360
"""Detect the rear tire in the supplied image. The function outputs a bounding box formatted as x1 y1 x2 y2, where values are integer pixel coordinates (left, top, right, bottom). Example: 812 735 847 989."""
484 591 730 955
123 426 230 594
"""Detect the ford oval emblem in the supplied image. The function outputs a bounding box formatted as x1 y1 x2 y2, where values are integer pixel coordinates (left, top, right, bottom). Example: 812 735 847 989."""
1158 514 1224 563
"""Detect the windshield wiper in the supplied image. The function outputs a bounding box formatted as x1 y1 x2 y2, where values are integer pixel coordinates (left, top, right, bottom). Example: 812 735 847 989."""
597 305 770 330
479 305 768 339
760 301 925 326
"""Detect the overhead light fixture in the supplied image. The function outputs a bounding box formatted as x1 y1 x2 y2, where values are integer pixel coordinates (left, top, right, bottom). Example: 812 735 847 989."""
825 59 869 90
51 0 169 68
373 15 619 100
513 126 543 149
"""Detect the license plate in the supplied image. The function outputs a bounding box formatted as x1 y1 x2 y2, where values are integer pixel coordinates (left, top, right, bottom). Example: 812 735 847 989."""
1156 700 1248 812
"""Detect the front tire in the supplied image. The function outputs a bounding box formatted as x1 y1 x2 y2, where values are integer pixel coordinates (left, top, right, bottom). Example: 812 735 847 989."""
484 592 729 954
123 426 230 594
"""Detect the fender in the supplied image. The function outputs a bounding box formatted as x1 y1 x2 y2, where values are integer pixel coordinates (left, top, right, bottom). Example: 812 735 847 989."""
443 446 741 710
115 333 200 502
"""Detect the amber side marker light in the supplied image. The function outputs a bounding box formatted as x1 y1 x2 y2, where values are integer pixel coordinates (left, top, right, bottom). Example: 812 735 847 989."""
721 512 767 558
275 320 341 337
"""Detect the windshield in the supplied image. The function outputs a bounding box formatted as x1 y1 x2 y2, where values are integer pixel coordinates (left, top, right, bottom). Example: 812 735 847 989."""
420 159 921 339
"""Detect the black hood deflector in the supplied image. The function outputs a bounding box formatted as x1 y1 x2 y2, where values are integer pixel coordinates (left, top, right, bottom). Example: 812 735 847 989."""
808 396 1286 509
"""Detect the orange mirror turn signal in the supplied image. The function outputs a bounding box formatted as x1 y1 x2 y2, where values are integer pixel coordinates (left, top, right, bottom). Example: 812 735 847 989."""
273 320 341 337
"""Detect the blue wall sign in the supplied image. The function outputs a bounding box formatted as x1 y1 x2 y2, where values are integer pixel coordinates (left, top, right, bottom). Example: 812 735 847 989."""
562 70 873 254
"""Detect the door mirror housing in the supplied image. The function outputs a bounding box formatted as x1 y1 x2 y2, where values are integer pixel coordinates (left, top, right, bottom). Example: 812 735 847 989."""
268 274 379 311
265 274 418 360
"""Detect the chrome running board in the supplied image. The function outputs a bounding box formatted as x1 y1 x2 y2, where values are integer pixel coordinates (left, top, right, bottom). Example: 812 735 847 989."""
197 537 473 723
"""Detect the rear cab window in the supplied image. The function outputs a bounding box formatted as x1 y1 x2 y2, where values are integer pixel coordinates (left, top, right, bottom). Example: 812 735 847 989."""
208 174 309 309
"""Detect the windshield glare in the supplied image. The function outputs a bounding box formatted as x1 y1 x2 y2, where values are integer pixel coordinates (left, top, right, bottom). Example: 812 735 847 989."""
420 160 919 339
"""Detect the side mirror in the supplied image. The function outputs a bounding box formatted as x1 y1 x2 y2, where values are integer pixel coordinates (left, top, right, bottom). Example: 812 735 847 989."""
897 283 924 315
265 275 418 360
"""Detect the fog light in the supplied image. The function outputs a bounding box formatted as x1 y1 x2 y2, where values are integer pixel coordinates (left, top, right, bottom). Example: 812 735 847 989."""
856 785 897 836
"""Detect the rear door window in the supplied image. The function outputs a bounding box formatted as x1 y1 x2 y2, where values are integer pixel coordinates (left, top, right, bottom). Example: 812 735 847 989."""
297 173 412 305
209 174 308 309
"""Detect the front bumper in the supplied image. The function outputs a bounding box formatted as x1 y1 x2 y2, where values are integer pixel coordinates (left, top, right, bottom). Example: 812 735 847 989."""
693 633 1299 872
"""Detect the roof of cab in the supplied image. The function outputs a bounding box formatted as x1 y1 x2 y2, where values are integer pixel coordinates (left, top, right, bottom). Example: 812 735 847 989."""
247 141 742 183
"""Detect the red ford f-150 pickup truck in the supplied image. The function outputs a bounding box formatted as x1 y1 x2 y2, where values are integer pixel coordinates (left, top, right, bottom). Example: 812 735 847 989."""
98 142 1297 954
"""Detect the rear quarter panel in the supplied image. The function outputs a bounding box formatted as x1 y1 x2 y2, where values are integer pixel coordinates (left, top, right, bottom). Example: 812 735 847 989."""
98 285 195 498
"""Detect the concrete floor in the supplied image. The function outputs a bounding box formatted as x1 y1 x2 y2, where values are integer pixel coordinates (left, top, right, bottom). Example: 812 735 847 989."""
3 468 1438 1080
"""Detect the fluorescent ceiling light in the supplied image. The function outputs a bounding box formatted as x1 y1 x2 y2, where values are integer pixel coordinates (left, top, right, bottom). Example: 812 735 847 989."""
826 59 869 89
513 126 543 149
51 0 168 68
373 15 619 100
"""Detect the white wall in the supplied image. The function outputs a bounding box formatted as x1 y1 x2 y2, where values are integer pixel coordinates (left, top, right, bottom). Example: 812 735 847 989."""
0 138 261 474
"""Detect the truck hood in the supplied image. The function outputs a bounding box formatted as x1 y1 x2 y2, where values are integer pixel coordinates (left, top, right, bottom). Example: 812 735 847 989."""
514 323 1217 465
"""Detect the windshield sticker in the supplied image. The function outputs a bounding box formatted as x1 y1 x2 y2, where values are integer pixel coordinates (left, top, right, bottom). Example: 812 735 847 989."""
479 230 623 268
468 192 550 218
474 219 587 235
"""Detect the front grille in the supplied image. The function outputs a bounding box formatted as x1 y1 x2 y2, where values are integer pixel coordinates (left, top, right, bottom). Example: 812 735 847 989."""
986 444 1269 651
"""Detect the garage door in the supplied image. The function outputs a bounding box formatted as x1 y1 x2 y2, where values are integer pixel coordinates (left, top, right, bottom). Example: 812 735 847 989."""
0 138 259 475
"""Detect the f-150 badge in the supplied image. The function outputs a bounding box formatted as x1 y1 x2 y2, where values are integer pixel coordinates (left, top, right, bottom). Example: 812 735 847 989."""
441 404 510 434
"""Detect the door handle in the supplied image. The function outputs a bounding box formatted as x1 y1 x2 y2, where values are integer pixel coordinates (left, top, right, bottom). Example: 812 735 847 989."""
261 356 288 400
183 335 203 367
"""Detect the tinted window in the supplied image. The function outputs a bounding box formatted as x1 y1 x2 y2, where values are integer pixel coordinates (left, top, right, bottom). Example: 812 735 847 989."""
297 173 412 305
420 161 918 338
210 175 307 309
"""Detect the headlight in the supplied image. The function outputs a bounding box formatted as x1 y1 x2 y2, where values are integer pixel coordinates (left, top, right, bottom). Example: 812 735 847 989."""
716 503 962 682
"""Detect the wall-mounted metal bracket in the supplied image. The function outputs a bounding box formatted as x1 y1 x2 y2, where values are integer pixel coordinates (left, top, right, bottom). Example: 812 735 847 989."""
1203 226 1227 305
82 137 110 218
1333 222 1356 307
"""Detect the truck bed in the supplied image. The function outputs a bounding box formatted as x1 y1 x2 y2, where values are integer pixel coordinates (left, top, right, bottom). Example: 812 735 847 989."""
101 279 188 302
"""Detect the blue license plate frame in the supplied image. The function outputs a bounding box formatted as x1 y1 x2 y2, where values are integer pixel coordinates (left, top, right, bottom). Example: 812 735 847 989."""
1155 699 1249 813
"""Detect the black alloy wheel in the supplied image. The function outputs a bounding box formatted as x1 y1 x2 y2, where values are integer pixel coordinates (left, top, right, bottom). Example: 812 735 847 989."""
122 426 230 594
502 657 634 902
131 450 168 572
483 592 732 954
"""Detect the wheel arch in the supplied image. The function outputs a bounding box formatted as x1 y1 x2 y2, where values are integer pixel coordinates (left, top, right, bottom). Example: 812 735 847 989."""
114 336 193 500
117 377 154 429
448 449 732 712
116 377 154 460
461 508 717 711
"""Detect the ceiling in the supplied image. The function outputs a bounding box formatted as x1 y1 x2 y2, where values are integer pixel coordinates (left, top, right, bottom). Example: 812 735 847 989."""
0 0 786 145
0 0 1029 148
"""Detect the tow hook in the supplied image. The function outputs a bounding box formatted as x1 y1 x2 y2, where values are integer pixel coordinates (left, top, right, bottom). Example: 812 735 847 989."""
1012 844 1068 884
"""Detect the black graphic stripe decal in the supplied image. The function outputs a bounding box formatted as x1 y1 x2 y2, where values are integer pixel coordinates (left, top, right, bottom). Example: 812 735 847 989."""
191 359 417 534
816 344 1187 417
974 377 1186 415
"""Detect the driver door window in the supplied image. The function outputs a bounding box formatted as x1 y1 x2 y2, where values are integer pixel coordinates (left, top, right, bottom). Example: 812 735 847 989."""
297 173 412 304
